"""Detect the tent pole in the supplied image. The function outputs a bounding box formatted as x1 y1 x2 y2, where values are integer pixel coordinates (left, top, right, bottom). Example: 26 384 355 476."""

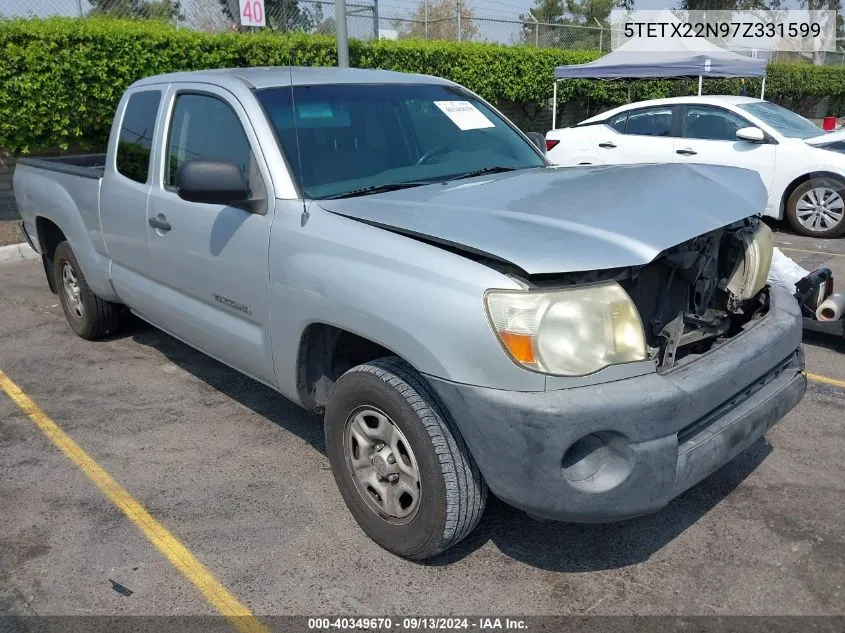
697 75 702 96
760 76 766 100
552 81 558 130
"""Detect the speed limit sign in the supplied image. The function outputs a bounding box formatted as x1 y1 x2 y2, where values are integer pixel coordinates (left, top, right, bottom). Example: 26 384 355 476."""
239 0 266 27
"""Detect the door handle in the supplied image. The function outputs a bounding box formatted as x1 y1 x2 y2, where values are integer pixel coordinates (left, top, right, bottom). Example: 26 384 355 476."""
676 148 698 156
598 141 617 149
148 215 171 232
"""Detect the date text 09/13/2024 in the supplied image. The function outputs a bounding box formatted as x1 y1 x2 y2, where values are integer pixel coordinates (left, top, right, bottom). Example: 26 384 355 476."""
307 618 528 631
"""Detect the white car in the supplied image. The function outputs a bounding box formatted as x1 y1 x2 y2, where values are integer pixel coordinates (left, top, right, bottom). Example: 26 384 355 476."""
545 96 845 238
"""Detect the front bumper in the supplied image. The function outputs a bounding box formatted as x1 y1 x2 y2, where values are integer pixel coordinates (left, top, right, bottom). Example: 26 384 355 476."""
426 285 806 522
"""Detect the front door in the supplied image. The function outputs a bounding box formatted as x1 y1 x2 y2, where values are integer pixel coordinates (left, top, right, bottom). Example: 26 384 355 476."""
143 84 277 386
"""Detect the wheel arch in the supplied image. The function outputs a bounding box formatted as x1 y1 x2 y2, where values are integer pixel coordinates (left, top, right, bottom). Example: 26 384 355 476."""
296 323 406 414
35 216 68 294
779 171 845 220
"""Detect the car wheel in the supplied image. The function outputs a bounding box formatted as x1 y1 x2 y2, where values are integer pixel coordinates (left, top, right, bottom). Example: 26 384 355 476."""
786 178 845 238
53 241 120 340
324 356 487 560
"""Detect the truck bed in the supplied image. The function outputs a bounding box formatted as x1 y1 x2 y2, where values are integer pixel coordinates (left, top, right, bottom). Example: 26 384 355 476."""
17 154 106 180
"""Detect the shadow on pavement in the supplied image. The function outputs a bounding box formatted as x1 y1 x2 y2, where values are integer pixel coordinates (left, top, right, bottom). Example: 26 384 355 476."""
127 315 773 572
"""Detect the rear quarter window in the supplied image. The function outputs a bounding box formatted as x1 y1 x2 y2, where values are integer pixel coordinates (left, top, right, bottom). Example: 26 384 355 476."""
116 90 162 184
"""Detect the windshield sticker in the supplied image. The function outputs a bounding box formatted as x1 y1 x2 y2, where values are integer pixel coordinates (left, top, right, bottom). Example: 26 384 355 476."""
433 101 495 130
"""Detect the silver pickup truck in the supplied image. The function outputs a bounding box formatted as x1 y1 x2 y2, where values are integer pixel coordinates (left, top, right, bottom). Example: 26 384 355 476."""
14 67 805 560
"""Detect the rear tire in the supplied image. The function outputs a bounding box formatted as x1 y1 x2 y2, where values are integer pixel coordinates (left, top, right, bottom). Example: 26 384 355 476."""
53 241 120 340
786 177 845 238
324 356 487 560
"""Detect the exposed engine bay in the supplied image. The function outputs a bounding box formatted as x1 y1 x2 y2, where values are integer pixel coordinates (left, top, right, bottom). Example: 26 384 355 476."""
523 217 774 371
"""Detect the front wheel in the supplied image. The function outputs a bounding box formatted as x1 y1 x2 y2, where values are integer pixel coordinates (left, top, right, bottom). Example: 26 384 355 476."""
324 357 487 560
786 178 845 238
53 241 120 340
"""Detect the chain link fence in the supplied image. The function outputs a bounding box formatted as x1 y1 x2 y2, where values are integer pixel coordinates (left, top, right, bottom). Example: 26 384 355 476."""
0 0 835 59
2 0 616 50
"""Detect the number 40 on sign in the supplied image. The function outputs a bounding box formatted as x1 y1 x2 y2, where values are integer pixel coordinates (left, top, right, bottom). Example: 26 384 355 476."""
239 0 266 27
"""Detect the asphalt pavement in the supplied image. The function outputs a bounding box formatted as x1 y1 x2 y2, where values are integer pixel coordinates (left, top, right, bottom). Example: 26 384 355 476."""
0 229 843 620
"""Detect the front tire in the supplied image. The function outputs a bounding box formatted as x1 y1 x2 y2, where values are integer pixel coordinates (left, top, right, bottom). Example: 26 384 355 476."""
786 178 845 238
325 357 487 560
53 241 120 340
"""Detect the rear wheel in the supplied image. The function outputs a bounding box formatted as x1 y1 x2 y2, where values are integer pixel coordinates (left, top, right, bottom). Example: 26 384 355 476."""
324 357 487 560
786 178 845 238
53 241 120 340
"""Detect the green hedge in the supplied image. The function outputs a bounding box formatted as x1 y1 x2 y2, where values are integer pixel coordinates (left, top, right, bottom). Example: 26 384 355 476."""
1 16 844 152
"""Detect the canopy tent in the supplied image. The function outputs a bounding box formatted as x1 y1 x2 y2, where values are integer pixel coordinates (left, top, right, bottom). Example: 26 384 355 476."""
552 10 768 128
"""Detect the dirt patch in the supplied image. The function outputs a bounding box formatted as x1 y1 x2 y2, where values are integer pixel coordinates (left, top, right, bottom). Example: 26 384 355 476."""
0 220 22 247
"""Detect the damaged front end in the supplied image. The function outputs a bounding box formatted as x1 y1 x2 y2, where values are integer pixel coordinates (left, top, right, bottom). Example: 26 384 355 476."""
625 217 774 370
521 217 776 372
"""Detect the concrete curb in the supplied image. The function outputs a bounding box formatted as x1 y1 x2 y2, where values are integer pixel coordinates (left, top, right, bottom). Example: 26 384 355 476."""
0 242 39 264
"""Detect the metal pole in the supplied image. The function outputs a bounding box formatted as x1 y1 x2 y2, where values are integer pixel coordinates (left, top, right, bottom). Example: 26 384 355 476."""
760 75 766 100
76 0 83 16
336 0 350 67
456 0 462 42
594 18 603 52
698 75 703 96
424 0 428 39
373 0 379 39
552 80 558 130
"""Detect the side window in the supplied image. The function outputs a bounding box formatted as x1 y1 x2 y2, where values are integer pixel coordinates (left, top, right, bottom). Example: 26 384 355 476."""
684 105 750 141
608 112 628 133
165 93 260 193
625 107 673 137
116 90 161 184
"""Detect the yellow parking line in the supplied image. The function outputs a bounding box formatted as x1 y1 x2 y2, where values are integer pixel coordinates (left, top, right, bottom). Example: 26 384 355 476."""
806 371 845 389
779 246 845 258
0 369 268 633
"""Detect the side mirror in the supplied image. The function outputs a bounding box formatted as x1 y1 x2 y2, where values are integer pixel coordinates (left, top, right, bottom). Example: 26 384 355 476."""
736 127 766 143
525 131 546 154
176 159 251 205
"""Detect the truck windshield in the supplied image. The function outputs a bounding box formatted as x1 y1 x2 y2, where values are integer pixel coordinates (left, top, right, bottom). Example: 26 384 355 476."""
255 83 546 199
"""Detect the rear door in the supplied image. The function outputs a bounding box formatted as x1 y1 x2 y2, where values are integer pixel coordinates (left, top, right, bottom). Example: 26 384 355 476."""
674 104 777 192
142 84 278 386
590 105 679 165
100 88 164 302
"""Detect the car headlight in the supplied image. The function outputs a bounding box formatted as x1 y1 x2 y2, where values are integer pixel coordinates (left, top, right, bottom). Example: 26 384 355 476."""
484 282 647 376
726 220 774 302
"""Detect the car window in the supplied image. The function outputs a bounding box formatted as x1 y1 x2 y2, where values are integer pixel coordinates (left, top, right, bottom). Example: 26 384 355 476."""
684 105 750 141
608 112 628 133
116 90 161 184
256 83 545 200
165 93 261 193
625 107 673 137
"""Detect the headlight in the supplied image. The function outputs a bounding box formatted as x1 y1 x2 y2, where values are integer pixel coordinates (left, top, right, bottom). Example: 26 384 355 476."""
726 220 774 302
484 282 647 376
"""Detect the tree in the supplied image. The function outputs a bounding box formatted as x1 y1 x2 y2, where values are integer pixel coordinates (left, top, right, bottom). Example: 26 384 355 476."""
520 0 630 48
393 0 480 41
311 2 337 35
88 0 184 21
217 0 313 31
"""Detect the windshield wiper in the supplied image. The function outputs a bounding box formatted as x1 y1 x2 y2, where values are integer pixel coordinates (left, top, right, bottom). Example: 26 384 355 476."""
450 165 520 181
324 181 430 200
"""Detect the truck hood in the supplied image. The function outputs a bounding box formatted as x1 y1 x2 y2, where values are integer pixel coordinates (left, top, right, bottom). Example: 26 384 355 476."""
318 163 767 275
